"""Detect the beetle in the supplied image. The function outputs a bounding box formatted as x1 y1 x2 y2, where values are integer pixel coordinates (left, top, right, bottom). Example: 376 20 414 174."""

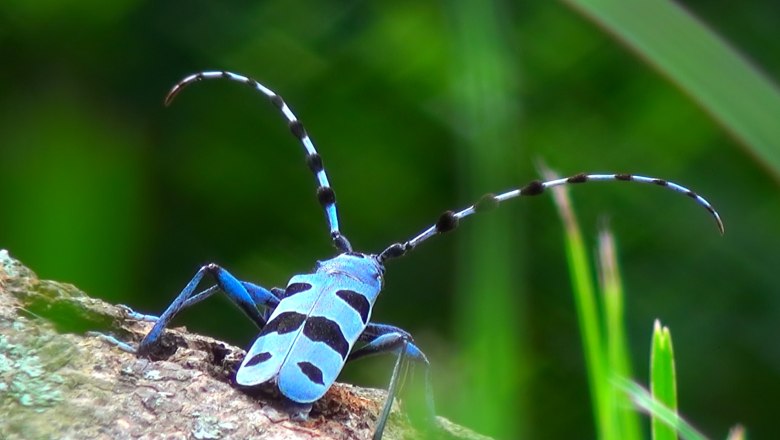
100 70 723 440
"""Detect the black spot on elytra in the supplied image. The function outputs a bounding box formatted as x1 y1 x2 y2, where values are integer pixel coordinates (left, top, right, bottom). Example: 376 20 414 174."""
262 311 306 336
285 282 312 298
336 290 370 324
298 361 325 385
244 351 272 367
303 316 349 359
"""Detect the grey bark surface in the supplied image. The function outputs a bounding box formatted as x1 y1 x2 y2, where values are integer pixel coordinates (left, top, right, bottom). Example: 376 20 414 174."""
0 250 491 440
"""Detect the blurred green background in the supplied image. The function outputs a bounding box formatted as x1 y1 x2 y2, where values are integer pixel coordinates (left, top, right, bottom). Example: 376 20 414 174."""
1 1 778 438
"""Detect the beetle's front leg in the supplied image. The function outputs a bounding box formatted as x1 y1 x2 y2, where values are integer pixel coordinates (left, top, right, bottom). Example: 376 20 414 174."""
136 263 282 355
95 264 281 356
120 284 284 323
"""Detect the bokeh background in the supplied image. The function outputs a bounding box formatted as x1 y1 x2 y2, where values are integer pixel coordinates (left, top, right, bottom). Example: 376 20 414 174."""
1 1 778 438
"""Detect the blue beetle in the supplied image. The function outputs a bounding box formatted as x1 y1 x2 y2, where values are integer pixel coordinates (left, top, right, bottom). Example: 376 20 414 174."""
102 71 723 440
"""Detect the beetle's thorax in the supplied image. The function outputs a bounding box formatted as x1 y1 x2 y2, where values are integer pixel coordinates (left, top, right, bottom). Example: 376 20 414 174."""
314 252 384 290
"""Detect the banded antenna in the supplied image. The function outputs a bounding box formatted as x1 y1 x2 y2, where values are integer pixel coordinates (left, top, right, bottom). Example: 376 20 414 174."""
165 71 352 252
378 173 723 262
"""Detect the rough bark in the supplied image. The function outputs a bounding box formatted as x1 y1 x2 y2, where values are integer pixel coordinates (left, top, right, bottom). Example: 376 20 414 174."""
0 250 491 440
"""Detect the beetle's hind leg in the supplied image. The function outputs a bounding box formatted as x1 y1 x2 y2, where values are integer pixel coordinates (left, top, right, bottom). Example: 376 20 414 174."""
349 323 436 440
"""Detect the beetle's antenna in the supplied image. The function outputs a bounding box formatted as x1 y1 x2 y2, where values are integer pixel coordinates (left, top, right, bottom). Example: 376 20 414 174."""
378 173 723 262
165 71 352 252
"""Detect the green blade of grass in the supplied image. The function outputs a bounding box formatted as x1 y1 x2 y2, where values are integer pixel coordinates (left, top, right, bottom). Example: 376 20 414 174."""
651 320 679 440
618 379 707 440
598 228 643 440
564 0 780 176
542 165 615 439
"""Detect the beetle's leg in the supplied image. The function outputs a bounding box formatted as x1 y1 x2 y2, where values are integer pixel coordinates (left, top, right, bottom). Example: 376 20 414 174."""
136 264 282 356
89 332 140 354
119 304 163 322
349 323 435 440
118 285 221 322
95 264 281 356
121 285 283 323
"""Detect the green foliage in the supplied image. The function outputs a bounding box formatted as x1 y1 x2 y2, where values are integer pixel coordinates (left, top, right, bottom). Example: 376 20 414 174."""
565 0 780 175
651 321 679 440
620 379 708 440
545 168 642 440
599 230 642 440
549 179 737 440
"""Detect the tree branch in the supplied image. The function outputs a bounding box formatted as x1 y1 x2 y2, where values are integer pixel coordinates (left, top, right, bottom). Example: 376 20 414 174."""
0 250 491 440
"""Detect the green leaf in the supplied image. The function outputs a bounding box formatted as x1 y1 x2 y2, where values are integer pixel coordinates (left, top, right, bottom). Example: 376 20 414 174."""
619 379 707 440
651 320 679 440
542 164 614 439
599 229 642 440
565 0 780 175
